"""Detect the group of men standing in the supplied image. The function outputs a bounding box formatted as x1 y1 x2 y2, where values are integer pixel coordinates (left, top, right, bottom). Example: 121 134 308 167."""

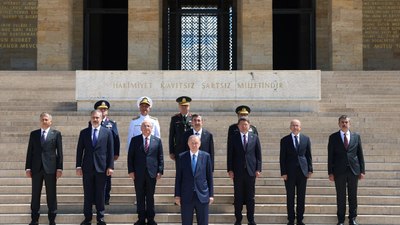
25 96 365 225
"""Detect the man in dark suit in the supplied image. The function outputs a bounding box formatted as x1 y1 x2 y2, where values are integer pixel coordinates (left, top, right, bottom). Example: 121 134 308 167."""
182 114 215 171
76 110 114 225
175 135 214 225
227 117 262 225
328 115 365 225
227 105 258 143
25 112 63 225
128 119 164 225
280 119 313 225
169 96 192 161
94 100 120 205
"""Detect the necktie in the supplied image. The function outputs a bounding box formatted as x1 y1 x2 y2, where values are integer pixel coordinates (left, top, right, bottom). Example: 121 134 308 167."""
144 137 149 153
294 135 299 151
192 154 197 175
344 133 349 150
92 128 98 147
41 130 46 144
243 134 247 150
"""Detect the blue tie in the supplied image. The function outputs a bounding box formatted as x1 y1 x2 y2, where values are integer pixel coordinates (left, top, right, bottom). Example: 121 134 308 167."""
41 130 46 144
192 154 197 175
294 135 299 151
93 128 98 147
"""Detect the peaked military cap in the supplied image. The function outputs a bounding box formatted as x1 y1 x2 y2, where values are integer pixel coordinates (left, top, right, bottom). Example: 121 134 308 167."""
137 96 153 108
94 100 110 110
176 96 192 106
235 105 251 115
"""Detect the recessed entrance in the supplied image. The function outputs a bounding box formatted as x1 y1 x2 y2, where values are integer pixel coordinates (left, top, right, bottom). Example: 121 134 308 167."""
83 0 128 70
273 0 316 70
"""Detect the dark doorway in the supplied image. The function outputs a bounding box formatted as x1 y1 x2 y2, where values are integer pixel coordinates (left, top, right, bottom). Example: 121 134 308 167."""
84 0 128 70
273 0 315 70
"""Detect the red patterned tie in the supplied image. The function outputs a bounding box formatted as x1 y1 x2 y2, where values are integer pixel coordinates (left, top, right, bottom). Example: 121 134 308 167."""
344 134 349 150
144 137 149 153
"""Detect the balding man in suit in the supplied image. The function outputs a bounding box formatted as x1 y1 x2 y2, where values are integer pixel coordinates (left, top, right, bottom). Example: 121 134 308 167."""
25 112 63 225
175 135 214 225
280 119 313 225
128 119 164 225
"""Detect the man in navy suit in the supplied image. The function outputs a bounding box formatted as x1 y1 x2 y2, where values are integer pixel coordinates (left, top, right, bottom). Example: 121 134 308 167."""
175 135 214 225
128 119 164 225
182 114 215 171
94 100 120 205
328 115 365 225
76 110 114 225
25 112 63 225
280 119 313 225
227 117 262 225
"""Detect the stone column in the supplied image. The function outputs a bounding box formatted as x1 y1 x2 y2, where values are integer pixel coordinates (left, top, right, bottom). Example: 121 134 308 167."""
37 0 73 70
330 0 363 70
237 0 272 70
128 0 161 70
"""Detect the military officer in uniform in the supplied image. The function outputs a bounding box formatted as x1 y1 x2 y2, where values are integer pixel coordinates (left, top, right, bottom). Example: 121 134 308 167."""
169 96 192 161
94 100 120 205
127 96 161 151
228 105 258 142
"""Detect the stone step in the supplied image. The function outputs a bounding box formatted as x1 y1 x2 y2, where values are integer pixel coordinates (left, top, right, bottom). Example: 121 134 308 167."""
1 177 399 188
1 203 399 215
0 213 397 225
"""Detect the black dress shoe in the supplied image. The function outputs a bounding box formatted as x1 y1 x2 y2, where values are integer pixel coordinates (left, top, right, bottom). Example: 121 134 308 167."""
297 222 305 225
29 221 38 225
97 218 106 225
147 220 158 225
349 218 359 225
337 223 344 225
49 222 56 225
234 221 241 225
80 219 91 225
248 221 256 225
287 222 294 225
134 220 146 225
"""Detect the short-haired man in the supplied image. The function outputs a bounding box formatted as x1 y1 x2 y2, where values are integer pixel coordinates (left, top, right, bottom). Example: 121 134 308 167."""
25 112 63 225
328 115 365 225
93 100 120 205
227 117 262 225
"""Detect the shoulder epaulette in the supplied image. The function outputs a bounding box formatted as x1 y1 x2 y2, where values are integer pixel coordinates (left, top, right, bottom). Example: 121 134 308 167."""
132 116 140 120
149 116 158 120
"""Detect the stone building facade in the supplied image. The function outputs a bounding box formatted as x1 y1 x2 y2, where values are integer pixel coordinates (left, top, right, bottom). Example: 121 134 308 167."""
0 0 399 71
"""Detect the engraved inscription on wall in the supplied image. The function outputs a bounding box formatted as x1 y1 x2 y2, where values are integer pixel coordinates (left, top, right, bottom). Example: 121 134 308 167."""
0 0 37 70
363 0 400 70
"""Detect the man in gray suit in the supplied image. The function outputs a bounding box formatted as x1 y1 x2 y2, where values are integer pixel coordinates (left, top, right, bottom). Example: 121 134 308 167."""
328 115 365 225
280 119 313 225
25 112 63 225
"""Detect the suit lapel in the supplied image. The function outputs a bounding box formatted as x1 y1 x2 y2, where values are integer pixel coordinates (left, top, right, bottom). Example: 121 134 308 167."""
194 151 202 176
147 135 154 154
348 132 355 150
